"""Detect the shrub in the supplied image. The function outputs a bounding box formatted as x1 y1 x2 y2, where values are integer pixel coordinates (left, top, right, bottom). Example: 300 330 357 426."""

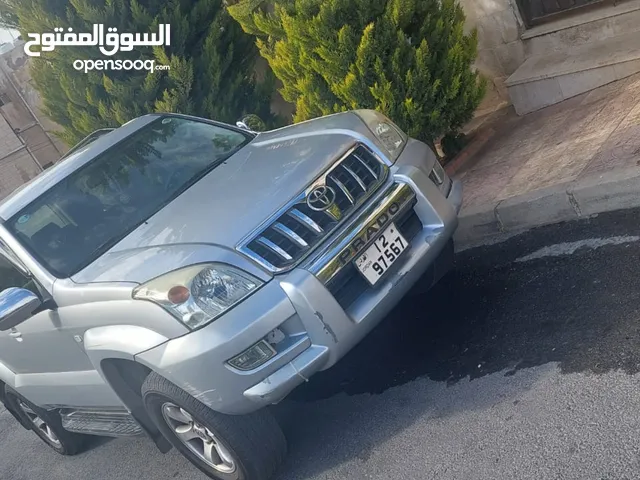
6 0 273 145
441 131 468 159
229 0 486 147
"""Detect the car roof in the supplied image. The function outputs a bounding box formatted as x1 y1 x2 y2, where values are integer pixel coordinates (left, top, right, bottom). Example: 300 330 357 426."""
0 115 159 221
60 128 117 160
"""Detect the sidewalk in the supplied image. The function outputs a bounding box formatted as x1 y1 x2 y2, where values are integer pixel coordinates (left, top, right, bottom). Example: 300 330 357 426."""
455 72 640 247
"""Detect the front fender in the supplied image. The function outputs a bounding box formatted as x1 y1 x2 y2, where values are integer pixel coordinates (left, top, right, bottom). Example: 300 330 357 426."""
0 360 16 390
83 325 169 368
83 325 173 453
51 325 169 409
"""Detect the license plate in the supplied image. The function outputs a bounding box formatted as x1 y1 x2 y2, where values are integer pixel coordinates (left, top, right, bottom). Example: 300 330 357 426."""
354 223 408 286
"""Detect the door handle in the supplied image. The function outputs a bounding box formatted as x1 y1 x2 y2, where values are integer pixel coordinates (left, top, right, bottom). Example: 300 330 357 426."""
9 329 22 341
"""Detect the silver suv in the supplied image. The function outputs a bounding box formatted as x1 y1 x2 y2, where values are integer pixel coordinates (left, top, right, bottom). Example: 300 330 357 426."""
0 111 461 480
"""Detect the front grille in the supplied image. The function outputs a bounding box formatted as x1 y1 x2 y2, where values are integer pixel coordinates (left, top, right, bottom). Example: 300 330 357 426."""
327 208 423 309
240 145 387 271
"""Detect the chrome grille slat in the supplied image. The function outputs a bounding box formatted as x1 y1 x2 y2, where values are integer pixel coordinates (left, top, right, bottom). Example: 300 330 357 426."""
330 176 355 205
272 222 309 248
341 164 367 192
287 209 324 234
352 152 378 179
239 144 387 271
257 237 293 261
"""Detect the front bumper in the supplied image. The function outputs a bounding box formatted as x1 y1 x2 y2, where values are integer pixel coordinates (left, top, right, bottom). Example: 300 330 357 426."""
136 150 461 415
449 177 463 214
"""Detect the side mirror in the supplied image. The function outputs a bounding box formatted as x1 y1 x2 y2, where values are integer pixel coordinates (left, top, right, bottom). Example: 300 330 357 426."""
0 288 41 331
236 114 266 133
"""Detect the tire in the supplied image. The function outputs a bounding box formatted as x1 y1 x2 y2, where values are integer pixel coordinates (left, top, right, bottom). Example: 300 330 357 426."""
3 387 87 455
142 372 287 480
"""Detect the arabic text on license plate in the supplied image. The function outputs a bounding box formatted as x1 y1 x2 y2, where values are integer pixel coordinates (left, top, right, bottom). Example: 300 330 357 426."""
354 223 408 286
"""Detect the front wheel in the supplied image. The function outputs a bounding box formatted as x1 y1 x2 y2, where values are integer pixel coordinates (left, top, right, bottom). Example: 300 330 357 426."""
142 372 287 480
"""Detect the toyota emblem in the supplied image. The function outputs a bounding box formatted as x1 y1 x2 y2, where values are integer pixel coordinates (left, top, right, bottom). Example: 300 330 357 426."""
307 185 337 211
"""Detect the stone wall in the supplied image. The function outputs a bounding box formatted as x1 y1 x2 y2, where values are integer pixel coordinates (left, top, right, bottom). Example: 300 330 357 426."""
461 0 526 116
0 150 41 202
0 42 69 200
0 42 68 155
0 95 43 201
0 107 22 152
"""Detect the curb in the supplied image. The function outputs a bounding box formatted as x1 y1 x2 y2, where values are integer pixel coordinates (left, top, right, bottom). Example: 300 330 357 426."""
454 165 640 250
444 127 496 177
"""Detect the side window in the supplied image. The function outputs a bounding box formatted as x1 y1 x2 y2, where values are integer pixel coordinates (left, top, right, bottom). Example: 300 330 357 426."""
0 251 37 295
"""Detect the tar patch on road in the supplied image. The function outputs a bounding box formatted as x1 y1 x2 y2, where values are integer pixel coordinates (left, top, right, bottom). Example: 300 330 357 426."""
290 208 640 402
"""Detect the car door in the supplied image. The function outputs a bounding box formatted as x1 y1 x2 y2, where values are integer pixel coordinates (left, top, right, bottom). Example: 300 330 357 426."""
0 246 115 407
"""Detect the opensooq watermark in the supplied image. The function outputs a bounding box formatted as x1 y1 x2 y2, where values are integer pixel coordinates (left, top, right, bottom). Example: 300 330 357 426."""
23 24 171 73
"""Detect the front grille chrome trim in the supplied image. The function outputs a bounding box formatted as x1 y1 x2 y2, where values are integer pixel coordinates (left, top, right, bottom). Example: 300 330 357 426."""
272 222 309 248
332 177 355 205
307 183 417 285
341 164 367 192
352 152 378 179
257 237 293 261
287 209 323 234
238 143 388 272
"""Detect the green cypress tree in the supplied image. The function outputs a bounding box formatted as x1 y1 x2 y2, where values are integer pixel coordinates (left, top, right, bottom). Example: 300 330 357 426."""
229 0 485 146
0 0 18 29
7 0 273 145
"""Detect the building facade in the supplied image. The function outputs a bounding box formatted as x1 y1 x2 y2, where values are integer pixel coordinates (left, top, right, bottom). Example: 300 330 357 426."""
467 0 640 116
0 40 66 202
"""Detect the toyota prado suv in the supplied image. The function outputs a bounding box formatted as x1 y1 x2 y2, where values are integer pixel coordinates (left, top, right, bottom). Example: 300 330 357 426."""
0 110 461 480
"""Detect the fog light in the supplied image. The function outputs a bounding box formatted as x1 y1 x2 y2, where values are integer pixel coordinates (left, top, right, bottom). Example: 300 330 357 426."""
228 340 277 371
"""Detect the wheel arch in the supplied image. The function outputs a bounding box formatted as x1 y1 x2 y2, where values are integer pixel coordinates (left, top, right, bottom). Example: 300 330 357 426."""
100 358 172 453
0 362 32 429
83 325 173 453
0 379 35 430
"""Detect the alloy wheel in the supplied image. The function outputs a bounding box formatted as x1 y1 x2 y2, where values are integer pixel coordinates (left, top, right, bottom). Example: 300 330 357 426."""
161 402 237 474
18 402 61 447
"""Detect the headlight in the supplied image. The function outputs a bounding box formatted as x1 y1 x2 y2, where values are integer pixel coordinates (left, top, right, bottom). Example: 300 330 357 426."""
133 264 263 330
355 110 408 162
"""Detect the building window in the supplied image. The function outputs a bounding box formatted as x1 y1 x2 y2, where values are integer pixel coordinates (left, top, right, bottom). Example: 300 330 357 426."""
0 93 11 107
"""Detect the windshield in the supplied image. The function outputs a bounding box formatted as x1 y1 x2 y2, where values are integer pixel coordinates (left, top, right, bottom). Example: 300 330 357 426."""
7 116 250 277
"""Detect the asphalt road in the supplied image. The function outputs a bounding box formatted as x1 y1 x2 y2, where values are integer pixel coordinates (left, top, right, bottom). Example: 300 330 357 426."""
3 208 640 480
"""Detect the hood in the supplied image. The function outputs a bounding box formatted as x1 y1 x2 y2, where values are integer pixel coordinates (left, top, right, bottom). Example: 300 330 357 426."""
70 243 272 285
72 112 375 283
